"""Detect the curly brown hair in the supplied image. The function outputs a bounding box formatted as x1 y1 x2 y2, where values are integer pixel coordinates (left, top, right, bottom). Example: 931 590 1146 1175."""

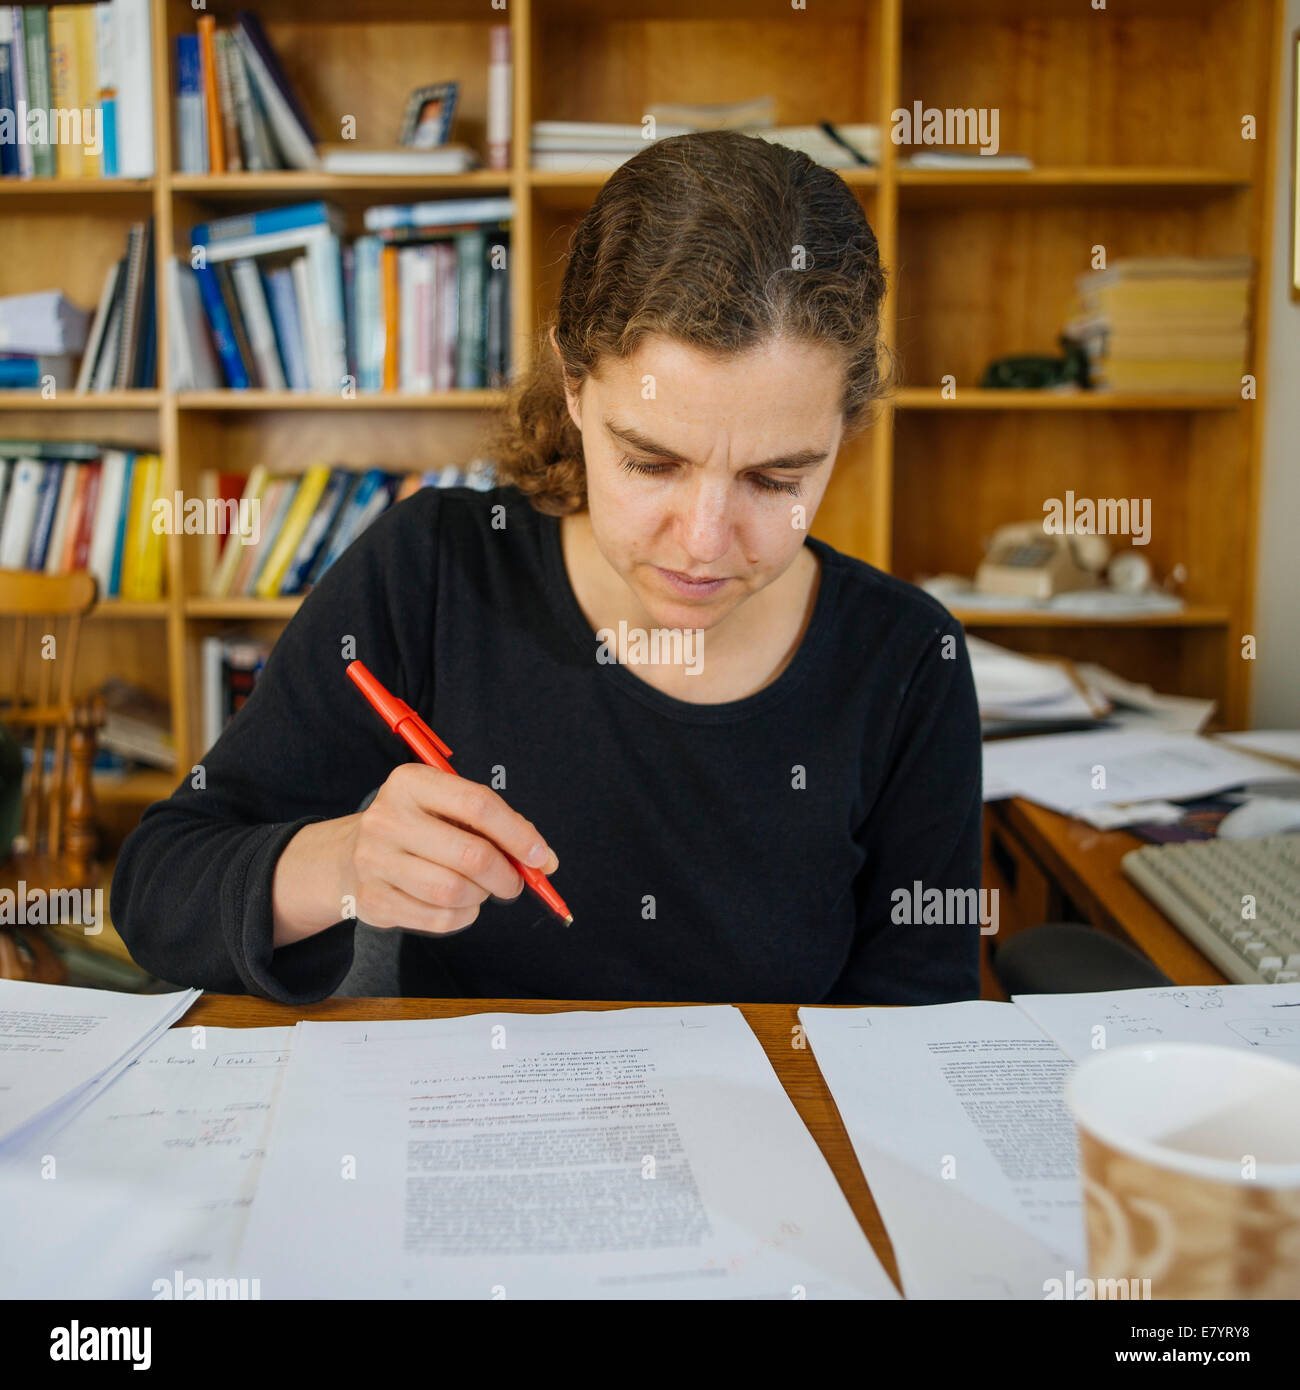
487 130 894 516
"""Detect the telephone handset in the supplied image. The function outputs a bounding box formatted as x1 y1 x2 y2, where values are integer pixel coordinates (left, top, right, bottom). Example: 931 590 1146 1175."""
975 521 1111 600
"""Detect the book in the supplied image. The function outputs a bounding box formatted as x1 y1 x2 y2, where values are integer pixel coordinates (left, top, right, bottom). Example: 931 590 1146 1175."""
232 10 318 171
174 33 206 173
75 261 124 393
212 27 241 172
43 459 79 572
262 265 309 391
190 262 249 389
88 448 128 596
167 257 222 390
318 143 480 175
230 257 286 389
196 14 223 173
24 458 63 567
206 464 267 597
94 1 117 176
7 8 33 179
0 291 90 358
106 451 134 596
22 6 55 178
112 0 154 178
253 463 330 597
0 457 44 565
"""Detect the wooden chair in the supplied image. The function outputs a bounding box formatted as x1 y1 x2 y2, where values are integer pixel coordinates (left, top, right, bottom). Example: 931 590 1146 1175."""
0 569 104 983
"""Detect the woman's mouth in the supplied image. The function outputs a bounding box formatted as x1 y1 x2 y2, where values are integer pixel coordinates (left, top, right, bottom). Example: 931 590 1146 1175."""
655 567 730 599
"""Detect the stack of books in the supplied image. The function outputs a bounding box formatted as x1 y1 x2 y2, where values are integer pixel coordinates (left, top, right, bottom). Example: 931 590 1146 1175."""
531 100 879 172
170 198 511 393
0 290 88 391
1065 255 1253 394
76 219 158 391
174 11 317 173
0 0 154 180
200 459 495 600
0 441 165 600
200 631 271 752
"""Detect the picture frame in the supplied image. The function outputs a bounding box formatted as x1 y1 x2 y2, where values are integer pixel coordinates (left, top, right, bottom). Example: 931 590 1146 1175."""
398 82 460 150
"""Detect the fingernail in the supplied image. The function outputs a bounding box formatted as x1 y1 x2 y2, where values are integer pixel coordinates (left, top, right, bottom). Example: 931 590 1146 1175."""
544 851 559 874
527 840 549 866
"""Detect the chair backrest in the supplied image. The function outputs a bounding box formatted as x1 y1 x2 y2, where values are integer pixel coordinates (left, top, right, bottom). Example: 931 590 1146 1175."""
0 569 99 866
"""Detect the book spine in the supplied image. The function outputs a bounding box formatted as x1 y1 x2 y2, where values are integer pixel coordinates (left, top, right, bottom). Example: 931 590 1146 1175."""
10 7 34 179
45 459 79 572
212 28 241 171
223 28 272 172
230 257 286 389
381 244 398 391
196 14 222 173
0 458 44 566
191 262 249 388
307 231 347 393
454 229 486 389
0 11 20 178
354 236 384 393
434 241 457 392
112 0 153 178
486 24 510 172
107 452 134 596
71 459 102 572
87 450 124 595
289 255 321 390
174 34 206 174
25 459 63 568
72 2 98 177
263 267 309 391
94 1 117 176
212 260 258 386
23 7 54 177
232 19 318 171
253 463 329 597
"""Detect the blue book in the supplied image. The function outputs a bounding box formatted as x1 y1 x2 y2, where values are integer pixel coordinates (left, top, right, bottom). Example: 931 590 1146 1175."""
0 23 17 179
0 358 41 388
174 35 206 174
192 263 250 388
192 201 333 247
306 469 394 587
108 453 136 598
24 461 64 569
262 265 309 390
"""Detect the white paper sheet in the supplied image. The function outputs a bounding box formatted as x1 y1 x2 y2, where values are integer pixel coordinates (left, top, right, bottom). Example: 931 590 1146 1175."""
1014 982 1300 1066
238 1006 899 1299
799 1001 1086 1298
0 1025 290 1298
981 730 1300 810
0 980 199 1147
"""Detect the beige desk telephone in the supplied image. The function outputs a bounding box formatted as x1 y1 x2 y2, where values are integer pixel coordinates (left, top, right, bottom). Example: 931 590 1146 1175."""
975 521 1111 600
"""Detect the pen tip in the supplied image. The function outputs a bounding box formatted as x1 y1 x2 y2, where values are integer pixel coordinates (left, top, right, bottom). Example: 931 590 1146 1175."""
564 914 574 927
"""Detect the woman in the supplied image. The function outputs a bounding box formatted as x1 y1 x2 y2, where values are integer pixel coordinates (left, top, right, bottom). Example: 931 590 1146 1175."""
111 132 983 1006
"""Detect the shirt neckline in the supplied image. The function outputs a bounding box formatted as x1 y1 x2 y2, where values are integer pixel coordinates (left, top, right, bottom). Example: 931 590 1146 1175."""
539 508 840 724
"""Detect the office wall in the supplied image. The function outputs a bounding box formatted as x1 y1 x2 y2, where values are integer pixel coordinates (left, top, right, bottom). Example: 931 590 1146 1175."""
1251 0 1300 728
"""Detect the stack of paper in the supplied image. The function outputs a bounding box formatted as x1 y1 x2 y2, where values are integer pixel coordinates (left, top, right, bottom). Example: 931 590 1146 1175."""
0 980 199 1151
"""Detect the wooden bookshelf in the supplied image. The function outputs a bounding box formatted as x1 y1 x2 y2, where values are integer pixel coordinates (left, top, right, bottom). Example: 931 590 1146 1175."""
0 0 1284 819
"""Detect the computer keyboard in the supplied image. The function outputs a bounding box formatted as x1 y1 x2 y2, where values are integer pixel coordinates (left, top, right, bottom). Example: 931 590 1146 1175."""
1122 832 1300 984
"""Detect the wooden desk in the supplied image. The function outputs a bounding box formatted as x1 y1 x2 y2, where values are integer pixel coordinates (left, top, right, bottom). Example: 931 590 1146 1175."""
178 993 905 1295
984 798 1229 986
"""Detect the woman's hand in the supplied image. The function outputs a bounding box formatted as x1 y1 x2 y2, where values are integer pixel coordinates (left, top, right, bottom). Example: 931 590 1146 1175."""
271 763 559 948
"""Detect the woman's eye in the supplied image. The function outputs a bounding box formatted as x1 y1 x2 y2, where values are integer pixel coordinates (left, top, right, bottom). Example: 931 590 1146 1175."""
617 456 802 497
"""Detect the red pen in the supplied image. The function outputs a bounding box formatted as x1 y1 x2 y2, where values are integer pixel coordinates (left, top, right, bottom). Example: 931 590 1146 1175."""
345 660 572 926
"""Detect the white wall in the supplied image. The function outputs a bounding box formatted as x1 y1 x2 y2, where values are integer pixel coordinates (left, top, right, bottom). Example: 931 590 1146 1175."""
1251 0 1300 727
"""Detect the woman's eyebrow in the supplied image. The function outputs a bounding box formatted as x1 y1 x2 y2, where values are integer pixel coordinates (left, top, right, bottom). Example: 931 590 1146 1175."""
604 419 831 471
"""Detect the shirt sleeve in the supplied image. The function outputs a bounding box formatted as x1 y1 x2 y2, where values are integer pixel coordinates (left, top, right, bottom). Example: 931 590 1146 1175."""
109 489 442 1004
823 614 984 1005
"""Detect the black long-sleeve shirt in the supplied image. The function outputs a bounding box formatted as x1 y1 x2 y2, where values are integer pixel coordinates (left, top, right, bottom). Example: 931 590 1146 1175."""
111 483 984 1006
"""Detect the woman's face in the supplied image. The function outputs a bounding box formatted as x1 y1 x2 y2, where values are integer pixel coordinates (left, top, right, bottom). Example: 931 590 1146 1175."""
558 331 845 633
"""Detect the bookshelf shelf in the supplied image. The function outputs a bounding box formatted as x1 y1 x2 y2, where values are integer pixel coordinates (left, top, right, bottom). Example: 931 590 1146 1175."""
949 606 1233 630
892 389 1242 411
0 393 163 411
185 597 302 619
169 171 514 197
896 167 1250 207
87 601 171 620
0 0 1280 802
174 390 508 411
